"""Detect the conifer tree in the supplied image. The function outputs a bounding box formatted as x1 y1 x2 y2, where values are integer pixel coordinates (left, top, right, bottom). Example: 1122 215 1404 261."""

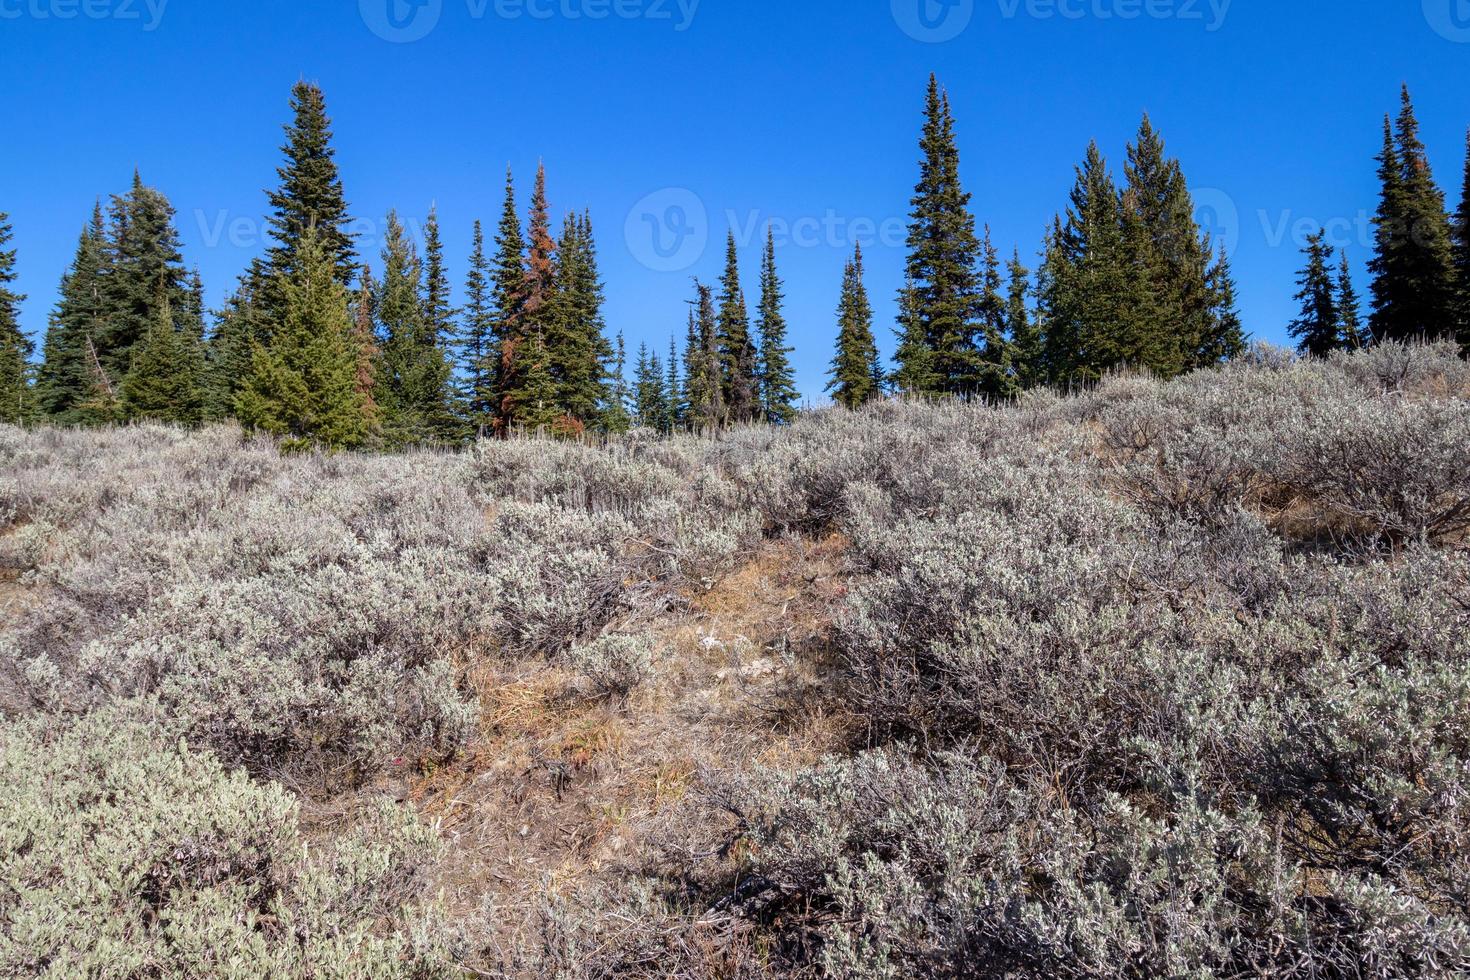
1454 129 1470 348
1337 255 1367 350
549 211 610 428
716 232 759 424
633 342 669 432
38 206 108 422
421 205 455 346
828 244 883 409
515 331 562 432
99 172 191 378
1289 230 1342 357
264 81 356 290
756 228 798 424
1202 248 1247 364
682 282 723 431
490 168 527 432
1006 250 1042 390
205 279 268 422
375 211 455 445
666 335 683 431
502 164 557 430
458 220 497 432
351 266 381 437
1371 89 1457 343
896 76 985 396
236 228 367 450
0 213 33 423
121 292 206 425
601 331 632 433
975 227 1014 397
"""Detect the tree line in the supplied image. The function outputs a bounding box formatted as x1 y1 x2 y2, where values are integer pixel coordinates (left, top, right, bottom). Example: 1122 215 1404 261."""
1 78 1468 439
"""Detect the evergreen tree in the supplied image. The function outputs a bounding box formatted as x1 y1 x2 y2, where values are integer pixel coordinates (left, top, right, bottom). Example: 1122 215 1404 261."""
0 213 33 423
236 228 367 450
601 331 632 433
351 266 382 438
421 205 455 345
37 205 108 422
99 172 191 378
975 227 1014 397
375 211 455 445
896 76 985 396
666 334 683 431
1289 230 1342 357
458 219 497 432
1337 254 1367 350
1006 250 1042 390
515 331 562 432
263 81 356 290
1454 129 1470 348
756 228 798 424
1371 89 1458 343
1202 248 1247 364
502 164 557 430
549 211 610 428
205 278 268 422
633 342 670 432
828 244 882 409
716 232 759 424
121 292 205 425
682 282 723 431
489 168 527 432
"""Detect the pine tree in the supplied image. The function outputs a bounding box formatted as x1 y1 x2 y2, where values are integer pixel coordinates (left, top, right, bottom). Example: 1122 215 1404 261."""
828 244 883 409
422 205 455 345
666 335 683 431
1454 129 1470 348
975 227 1014 397
716 232 759 424
1371 89 1457 343
458 219 497 432
502 163 557 430
1202 248 1247 364
236 228 367 450
1006 250 1042 390
896 76 985 396
515 331 562 433
375 211 455 445
121 291 206 425
351 266 382 437
1337 254 1367 350
682 282 723 431
490 168 527 432
204 278 269 422
1289 230 1342 357
601 331 632 433
756 228 798 424
549 211 610 429
633 342 669 432
37 205 108 423
0 213 33 423
264 81 356 290
99 172 191 378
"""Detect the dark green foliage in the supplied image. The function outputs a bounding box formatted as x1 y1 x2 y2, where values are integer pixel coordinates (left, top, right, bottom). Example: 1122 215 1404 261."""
501 165 558 432
756 228 798 425
98 172 191 379
1454 129 1470 349
515 331 562 432
633 342 670 432
375 211 456 446
421 205 455 346
264 81 357 290
37 206 108 423
0 213 33 423
458 220 497 433
666 335 683 431
121 297 206 425
1338 255 1367 350
717 232 759 424
828 244 883 409
235 228 368 450
204 279 268 422
895 76 985 397
549 212 611 430
1007 250 1042 390
351 266 382 439
1370 89 1458 344
489 168 527 432
682 282 723 431
1290 230 1342 357
975 227 1014 398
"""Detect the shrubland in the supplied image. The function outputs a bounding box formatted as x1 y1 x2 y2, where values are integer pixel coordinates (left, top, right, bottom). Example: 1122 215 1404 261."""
2 342 1469 978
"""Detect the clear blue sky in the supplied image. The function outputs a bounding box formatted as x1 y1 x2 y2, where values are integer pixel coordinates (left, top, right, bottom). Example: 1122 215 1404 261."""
3 0 1469 402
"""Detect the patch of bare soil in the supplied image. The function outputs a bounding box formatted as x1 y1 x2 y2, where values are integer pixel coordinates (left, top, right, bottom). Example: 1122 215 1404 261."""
397 533 854 960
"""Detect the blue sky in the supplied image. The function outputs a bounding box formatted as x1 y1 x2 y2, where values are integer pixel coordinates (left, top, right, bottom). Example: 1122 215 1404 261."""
2 0 1469 402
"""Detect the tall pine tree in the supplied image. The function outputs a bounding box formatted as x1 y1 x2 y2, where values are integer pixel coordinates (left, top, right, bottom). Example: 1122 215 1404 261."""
682 282 723 431
458 220 497 433
37 206 109 423
263 81 356 291
756 227 798 424
828 244 883 409
375 211 455 445
121 292 205 425
490 168 527 433
1338 255 1367 350
716 232 759 424
99 172 191 379
1289 230 1342 357
502 163 557 430
1006 250 1042 390
1454 129 1470 348
0 213 32 423
236 227 367 450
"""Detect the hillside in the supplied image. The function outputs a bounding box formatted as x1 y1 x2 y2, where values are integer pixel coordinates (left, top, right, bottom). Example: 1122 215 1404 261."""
3 342 1470 978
